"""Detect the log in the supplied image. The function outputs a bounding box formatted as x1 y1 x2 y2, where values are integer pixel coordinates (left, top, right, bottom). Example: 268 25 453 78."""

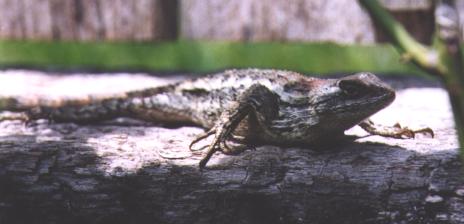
0 70 463 224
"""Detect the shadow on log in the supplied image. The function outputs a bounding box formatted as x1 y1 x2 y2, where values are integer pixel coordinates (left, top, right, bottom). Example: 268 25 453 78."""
0 120 462 224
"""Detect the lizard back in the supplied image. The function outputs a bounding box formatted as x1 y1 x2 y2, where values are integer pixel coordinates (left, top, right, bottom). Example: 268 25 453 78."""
9 69 314 127
122 69 315 128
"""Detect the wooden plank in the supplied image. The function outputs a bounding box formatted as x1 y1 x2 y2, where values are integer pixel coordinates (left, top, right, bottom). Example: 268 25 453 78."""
75 0 104 41
99 0 135 40
22 0 53 40
133 0 156 40
0 0 436 43
180 0 376 43
0 0 25 39
49 0 76 40
0 0 176 41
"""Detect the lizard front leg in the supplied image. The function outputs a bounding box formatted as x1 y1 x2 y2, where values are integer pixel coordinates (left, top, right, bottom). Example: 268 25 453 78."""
190 84 279 169
358 119 434 139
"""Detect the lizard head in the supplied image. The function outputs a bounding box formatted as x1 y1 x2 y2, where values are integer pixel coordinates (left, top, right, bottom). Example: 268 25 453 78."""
312 72 395 130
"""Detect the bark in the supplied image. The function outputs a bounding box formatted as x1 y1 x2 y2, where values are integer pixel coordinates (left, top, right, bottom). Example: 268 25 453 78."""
0 70 463 224
0 121 462 224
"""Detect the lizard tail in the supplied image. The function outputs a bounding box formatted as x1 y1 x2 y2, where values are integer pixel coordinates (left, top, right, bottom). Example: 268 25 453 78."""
0 85 181 124
0 97 29 111
0 97 48 122
23 97 132 123
0 95 132 123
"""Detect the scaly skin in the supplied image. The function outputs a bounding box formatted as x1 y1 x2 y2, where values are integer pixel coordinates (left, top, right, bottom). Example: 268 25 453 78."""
1 69 433 168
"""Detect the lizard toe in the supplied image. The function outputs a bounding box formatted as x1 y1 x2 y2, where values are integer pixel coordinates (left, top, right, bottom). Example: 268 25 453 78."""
219 140 249 155
189 129 216 151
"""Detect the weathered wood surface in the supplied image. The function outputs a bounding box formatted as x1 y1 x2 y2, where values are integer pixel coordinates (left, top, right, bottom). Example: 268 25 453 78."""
0 0 437 43
0 0 177 41
180 0 435 44
0 70 463 224
180 0 376 43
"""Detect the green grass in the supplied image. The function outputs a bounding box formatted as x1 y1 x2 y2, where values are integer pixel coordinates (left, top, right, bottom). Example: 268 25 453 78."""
0 40 423 75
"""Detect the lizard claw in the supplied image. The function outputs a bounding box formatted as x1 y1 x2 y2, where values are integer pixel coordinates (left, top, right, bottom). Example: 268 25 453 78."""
198 125 228 169
410 127 434 138
219 140 249 155
189 128 216 152
219 140 233 154
190 125 241 166
230 134 246 142
197 111 251 169
390 123 434 139
197 127 250 169
359 119 434 139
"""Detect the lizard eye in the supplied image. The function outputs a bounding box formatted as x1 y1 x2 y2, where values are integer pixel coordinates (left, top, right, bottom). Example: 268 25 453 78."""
338 80 366 97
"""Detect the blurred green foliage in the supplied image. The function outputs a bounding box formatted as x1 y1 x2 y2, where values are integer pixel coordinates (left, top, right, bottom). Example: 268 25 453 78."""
0 40 423 75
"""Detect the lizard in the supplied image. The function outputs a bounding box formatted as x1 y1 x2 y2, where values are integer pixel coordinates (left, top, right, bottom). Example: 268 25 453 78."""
0 69 433 169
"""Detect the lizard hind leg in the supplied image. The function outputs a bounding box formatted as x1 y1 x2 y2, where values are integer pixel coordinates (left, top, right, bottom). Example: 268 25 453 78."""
196 84 279 169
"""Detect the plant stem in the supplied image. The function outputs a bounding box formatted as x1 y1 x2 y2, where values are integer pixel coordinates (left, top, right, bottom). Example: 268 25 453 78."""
359 0 464 155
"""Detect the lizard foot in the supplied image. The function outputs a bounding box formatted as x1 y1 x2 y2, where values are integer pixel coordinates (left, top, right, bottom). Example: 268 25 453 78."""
196 124 233 169
196 121 250 169
359 119 434 139
195 106 254 169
